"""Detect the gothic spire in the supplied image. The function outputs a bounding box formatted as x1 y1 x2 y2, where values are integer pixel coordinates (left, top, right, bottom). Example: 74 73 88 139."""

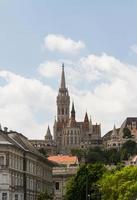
84 112 89 123
111 124 117 136
71 101 75 120
71 101 75 113
45 126 52 140
60 63 66 89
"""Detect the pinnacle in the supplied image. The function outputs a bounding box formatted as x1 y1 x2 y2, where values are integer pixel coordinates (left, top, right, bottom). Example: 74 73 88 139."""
60 63 66 89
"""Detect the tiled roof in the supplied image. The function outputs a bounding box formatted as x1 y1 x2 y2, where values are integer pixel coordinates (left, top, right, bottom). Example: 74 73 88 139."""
0 130 56 166
48 155 78 165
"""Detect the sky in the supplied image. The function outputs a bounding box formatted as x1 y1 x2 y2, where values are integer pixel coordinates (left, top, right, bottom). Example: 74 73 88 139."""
0 0 137 138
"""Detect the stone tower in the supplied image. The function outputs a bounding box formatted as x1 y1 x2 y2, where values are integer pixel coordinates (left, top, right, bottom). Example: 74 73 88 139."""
45 126 52 141
56 63 70 123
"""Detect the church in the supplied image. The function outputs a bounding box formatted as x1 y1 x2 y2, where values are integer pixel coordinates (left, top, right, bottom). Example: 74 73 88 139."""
30 64 102 155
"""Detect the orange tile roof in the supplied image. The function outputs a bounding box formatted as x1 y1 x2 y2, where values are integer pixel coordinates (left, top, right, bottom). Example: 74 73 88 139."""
48 155 78 165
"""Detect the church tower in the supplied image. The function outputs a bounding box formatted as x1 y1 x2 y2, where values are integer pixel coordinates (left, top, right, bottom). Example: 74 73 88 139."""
57 64 70 123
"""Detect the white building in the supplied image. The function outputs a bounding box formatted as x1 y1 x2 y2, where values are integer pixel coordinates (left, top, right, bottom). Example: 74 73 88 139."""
0 128 55 200
48 155 79 200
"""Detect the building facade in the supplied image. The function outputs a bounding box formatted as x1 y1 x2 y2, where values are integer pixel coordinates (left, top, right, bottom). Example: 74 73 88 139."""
103 117 137 149
30 126 57 156
30 64 102 155
0 128 54 200
48 155 79 200
54 64 102 154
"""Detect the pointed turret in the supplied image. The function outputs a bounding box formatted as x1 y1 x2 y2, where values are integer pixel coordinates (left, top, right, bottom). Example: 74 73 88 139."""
89 116 93 132
111 124 117 138
71 101 75 121
45 126 52 141
84 112 89 123
60 63 66 89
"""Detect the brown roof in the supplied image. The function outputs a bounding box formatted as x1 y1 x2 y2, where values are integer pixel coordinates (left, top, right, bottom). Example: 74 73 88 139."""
48 155 78 165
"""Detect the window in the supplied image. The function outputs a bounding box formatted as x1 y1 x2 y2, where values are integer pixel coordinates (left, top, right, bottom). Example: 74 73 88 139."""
2 193 7 200
15 194 18 200
0 156 5 165
55 182 59 190
71 137 73 144
67 137 69 144
58 108 60 115
75 136 77 144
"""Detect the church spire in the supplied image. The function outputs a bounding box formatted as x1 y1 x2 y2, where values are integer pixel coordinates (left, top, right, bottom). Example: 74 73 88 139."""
45 126 52 141
111 124 117 137
60 63 66 89
57 64 70 123
84 112 89 123
71 101 75 120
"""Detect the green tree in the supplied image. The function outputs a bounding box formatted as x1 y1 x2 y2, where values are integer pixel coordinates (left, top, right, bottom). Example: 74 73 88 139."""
99 166 137 200
105 148 120 164
65 163 106 200
37 191 53 200
71 148 85 161
86 147 106 164
120 140 137 160
123 127 132 138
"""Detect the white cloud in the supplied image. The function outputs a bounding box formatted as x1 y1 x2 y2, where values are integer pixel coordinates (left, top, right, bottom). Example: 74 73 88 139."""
38 61 60 77
0 70 56 139
130 44 137 54
1 52 137 139
39 53 137 135
44 34 85 53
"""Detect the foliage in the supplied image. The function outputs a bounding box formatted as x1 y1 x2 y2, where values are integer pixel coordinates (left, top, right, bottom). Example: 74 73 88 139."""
72 140 137 166
64 163 106 200
37 191 53 200
104 148 121 164
120 140 137 160
86 147 106 164
123 127 132 138
71 148 86 161
99 166 137 200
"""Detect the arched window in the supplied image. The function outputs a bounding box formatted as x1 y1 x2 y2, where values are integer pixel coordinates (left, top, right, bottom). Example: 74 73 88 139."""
62 108 64 115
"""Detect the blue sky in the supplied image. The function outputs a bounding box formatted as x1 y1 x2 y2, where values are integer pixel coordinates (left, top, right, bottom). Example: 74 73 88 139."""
0 0 137 138
1 0 137 73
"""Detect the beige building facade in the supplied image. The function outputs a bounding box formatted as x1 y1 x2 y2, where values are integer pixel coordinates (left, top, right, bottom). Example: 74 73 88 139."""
103 117 137 149
48 155 79 200
0 128 54 200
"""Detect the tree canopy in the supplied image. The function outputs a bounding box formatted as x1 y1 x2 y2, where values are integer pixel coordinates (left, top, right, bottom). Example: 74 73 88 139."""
99 166 137 200
123 127 132 138
37 191 53 200
64 163 105 200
